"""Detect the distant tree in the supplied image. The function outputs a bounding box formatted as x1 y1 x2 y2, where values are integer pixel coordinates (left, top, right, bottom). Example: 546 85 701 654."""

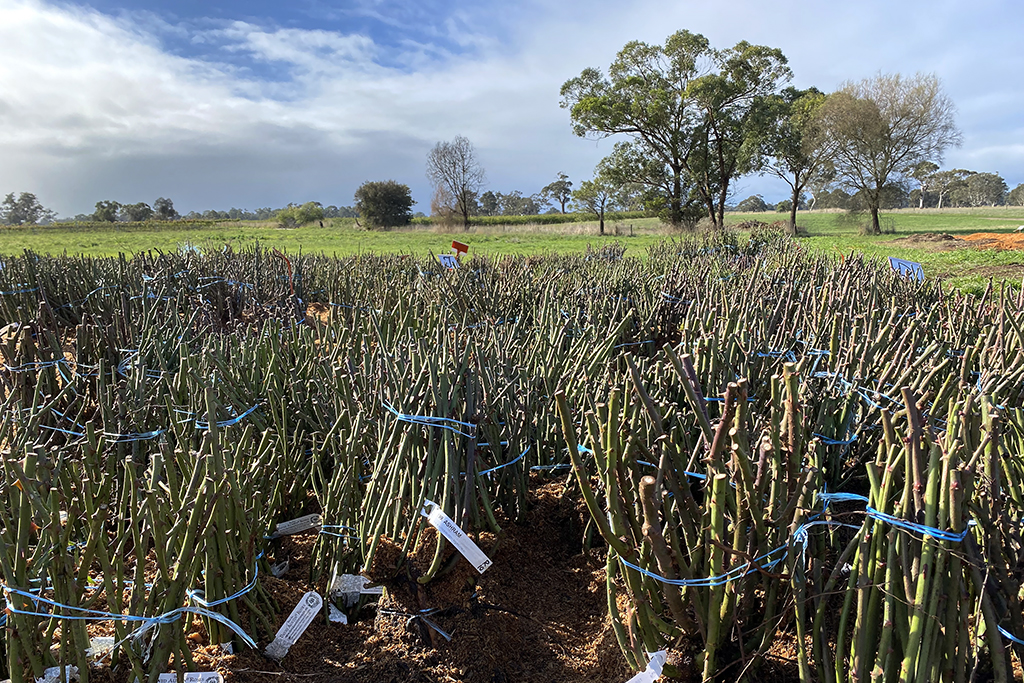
1008 184 1024 206
760 87 834 234
540 172 573 213
909 161 940 209
496 190 542 216
479 191 499 216
818 73 961 234
120 202 153 222
927 169 969 209
960 172 1007 206
275 202 324 227
560 30 791 227
354 180 415 229
775 199 792 213
153 197 179 220
93 200 120 222
572 169 618 235
426 135 485 229
1 192 55 225
814 188 852 210
736 195 769 212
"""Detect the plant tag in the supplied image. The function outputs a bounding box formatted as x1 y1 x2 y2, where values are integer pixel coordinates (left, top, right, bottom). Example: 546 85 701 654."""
86 637 114 659
420 500 491 573
329 573 383 607
625 651 667 683
888 257 924 281
271 514 322 538
451 241 469 256
37 667 78 683
438 254 460 270
154 674 223 683
264 591 322 661
328 604 349 624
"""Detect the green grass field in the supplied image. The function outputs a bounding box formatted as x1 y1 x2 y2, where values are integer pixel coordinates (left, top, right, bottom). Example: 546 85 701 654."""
3 206 1023 294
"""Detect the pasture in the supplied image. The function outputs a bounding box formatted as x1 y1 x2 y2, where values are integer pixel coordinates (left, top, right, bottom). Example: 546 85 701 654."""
3 206 1024 294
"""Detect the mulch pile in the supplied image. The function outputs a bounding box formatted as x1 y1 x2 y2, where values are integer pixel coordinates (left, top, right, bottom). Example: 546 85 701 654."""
962 231 1024 251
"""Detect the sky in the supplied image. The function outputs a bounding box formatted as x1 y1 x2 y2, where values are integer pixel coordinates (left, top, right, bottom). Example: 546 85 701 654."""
1 0 1022 217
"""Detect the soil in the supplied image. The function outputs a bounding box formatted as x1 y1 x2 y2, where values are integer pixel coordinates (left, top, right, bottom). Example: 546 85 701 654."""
888 232 966 251
99 479 637 683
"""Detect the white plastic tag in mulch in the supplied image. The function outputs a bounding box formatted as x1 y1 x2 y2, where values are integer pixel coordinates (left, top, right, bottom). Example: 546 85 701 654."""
155 674 224 683
36 667 78 683
328 604 349 624
271 514 322 538
438 254 460 270
264 591 323 661
329 571 383 607
625 651 667 683
86 637 114 660
420 500 492 574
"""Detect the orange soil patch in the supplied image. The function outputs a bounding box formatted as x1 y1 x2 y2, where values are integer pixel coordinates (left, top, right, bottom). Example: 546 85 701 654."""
962 232 1024 250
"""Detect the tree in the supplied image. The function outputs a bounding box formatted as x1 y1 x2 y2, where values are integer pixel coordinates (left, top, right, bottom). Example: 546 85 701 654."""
275 201 324 227
818 73 961 234
154 197 178 220
479 191 499 216
560 30 791 227
1008 184 1024 206
736 195 769 212
93 200 120 222
354 180 415 228
120 202 153 222
909 161 939 209
572 167 618 235
0 192 55 225
927 169 969 209
426 135 485 229
759 87 834 234
540 173 573 213
960 172 1007 206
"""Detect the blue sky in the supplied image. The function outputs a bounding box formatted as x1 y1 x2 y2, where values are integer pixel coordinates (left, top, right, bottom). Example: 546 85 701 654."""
1 0 1022 217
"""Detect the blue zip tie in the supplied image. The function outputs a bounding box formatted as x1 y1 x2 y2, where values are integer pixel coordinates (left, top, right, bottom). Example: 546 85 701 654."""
192 404 260 429
998 625 1024 646
1 584 256 650
813 433 857 446
383 401 477 438
817 492 970 542
618 546 787 587
478 445 531 476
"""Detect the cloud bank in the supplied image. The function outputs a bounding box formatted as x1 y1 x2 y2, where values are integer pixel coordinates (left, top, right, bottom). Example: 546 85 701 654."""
0 0 1021 216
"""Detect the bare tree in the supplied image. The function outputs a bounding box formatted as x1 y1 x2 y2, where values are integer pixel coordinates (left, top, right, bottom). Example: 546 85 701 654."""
819 73 961 234
426 135 485 229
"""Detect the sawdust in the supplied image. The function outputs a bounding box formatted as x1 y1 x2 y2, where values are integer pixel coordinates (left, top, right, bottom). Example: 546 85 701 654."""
962 231 1024 251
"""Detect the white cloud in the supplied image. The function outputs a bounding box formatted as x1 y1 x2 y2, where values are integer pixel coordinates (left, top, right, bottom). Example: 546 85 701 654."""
0 0 1022 217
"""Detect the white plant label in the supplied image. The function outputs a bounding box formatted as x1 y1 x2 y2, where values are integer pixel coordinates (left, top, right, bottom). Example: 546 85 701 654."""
328 604 349 624
271 514 322 538
329 573 383 607
264 591 323 661
155 674 223 683
438 254 460 270
420 500 492 574
625 651 667 683
37 667 78 683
